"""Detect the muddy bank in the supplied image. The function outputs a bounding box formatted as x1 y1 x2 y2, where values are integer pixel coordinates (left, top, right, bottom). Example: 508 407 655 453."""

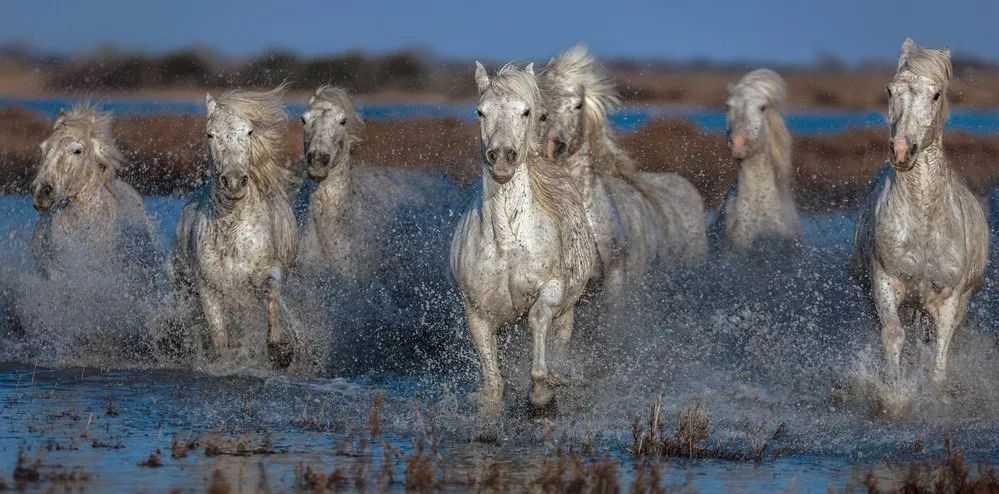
2 106 998 210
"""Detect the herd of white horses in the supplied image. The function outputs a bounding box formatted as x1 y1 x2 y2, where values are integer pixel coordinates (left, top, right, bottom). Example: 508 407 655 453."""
25 39 989 426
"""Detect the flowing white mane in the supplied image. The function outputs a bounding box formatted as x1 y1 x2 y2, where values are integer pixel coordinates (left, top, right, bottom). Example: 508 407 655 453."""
543 44 636 176
213 84 297 198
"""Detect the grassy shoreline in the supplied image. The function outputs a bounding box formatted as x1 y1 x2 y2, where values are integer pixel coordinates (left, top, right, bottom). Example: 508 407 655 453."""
2 106 998 211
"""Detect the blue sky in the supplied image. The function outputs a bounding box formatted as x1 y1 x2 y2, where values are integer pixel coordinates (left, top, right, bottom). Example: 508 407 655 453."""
3 0 998 64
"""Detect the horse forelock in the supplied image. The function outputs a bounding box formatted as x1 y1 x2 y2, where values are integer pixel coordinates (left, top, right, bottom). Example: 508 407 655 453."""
48 103 125 180
215 84 297 198
896 44 953 123
311 85 365 145
730 68 787 109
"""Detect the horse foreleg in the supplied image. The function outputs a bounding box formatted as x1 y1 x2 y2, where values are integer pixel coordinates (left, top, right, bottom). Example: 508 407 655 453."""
466 309 502 434
927 289 962 385
199 289 228 358
528 280 565 408
258 266 293 368
872 266 905 377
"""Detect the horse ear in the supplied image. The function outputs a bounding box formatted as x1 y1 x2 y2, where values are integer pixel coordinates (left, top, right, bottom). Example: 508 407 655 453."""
525 63 535 75
547 57 556 70
474 61 490 95
206 93 217 115
898 38 915 69
54 108 66 128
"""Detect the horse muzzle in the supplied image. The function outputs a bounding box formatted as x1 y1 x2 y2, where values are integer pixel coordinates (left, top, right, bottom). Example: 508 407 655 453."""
218 172 249 200
32 183 56 211
890 138 918 171
729 133 749 160
306 151 333 181
547 136 568 161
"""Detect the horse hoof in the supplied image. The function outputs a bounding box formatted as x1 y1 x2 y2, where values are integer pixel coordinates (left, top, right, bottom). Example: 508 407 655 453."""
267 341 294 369
528 395 558 419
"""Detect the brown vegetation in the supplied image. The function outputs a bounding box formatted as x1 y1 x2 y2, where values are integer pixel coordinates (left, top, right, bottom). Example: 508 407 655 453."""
2 107 998 211
862 436 999 493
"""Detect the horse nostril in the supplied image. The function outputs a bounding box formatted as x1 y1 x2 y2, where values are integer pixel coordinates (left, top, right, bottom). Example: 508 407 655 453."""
238 175 248 188
38 184 53 198
220 175 230 189
306 151 315 164
485 148 498 164
909 143 918 155
504 149 518 164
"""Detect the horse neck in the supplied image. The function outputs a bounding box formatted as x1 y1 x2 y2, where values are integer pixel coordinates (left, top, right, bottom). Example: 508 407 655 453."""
892 133 951 214
481 163 536 248
562 151 595 201
209 181 264 220
60 178 118 223
738 118 793 201
313 157 354 209
584 119 635 177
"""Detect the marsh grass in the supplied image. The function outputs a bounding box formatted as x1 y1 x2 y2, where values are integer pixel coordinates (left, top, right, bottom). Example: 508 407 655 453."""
630 394 786 461
861 435 999 493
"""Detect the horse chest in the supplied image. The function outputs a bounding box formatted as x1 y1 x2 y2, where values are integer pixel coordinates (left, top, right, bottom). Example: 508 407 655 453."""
197 215 274 289
876 195 964 289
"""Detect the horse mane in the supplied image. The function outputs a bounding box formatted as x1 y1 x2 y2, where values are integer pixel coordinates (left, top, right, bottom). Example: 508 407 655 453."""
896 39 952 127
543 44 636 177
54 103 126 180
487 64 595 278
731 69 793 188
310 85 365 148
214 84 297 199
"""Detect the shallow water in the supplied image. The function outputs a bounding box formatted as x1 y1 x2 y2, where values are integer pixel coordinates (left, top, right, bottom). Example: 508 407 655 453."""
5 97 999 135
1 194 998 492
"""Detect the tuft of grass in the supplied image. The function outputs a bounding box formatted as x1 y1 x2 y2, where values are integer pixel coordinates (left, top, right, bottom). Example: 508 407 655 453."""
206 469 232 494
105 399 120 418
367 392 386 437
631 395 786 462
138 449 163 468
12 449 40 483
863 435 999 493
534 449 621 493
170 435 197 459
202 432 276 457
295 463 348 491
404 439 435 492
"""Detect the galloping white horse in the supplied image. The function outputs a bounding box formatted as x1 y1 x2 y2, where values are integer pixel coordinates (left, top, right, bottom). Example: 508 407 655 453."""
541 45 706 292
451 63 596 429
31 104 157 279
851 39 988 386
714 69 803 251
297 85 460 282
170 85 300 367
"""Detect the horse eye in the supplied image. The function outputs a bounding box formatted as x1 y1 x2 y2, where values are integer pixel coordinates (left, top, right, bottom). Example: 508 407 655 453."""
539 113 548 122
206 133 214 139
73 149 82 155
574 102 583 110
339 119 347 126
476 109 484 118
522 109 531 118
933 92 941 101
301 116 306 125
759 105 767 112
886 86 892 97
247 129 253 136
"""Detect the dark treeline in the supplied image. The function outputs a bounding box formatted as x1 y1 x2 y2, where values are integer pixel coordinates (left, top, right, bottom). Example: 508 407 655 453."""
34 47 478 96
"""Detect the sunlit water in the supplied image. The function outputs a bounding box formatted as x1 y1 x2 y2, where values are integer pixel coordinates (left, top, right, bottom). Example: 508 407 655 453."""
1 194 998 492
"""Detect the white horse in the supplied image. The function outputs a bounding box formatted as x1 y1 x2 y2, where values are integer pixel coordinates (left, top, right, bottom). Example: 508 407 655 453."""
297 85 460 282
851 39 988 386
713 69 803 252
170 85 300 368
31 104 157 279
541 45 707 291
450 63 597 429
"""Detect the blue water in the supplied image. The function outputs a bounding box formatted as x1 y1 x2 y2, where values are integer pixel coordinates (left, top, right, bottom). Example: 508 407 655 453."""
5 97 999 135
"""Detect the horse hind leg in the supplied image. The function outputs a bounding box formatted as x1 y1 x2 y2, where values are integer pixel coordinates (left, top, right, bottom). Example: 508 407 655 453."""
258 266 294 369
